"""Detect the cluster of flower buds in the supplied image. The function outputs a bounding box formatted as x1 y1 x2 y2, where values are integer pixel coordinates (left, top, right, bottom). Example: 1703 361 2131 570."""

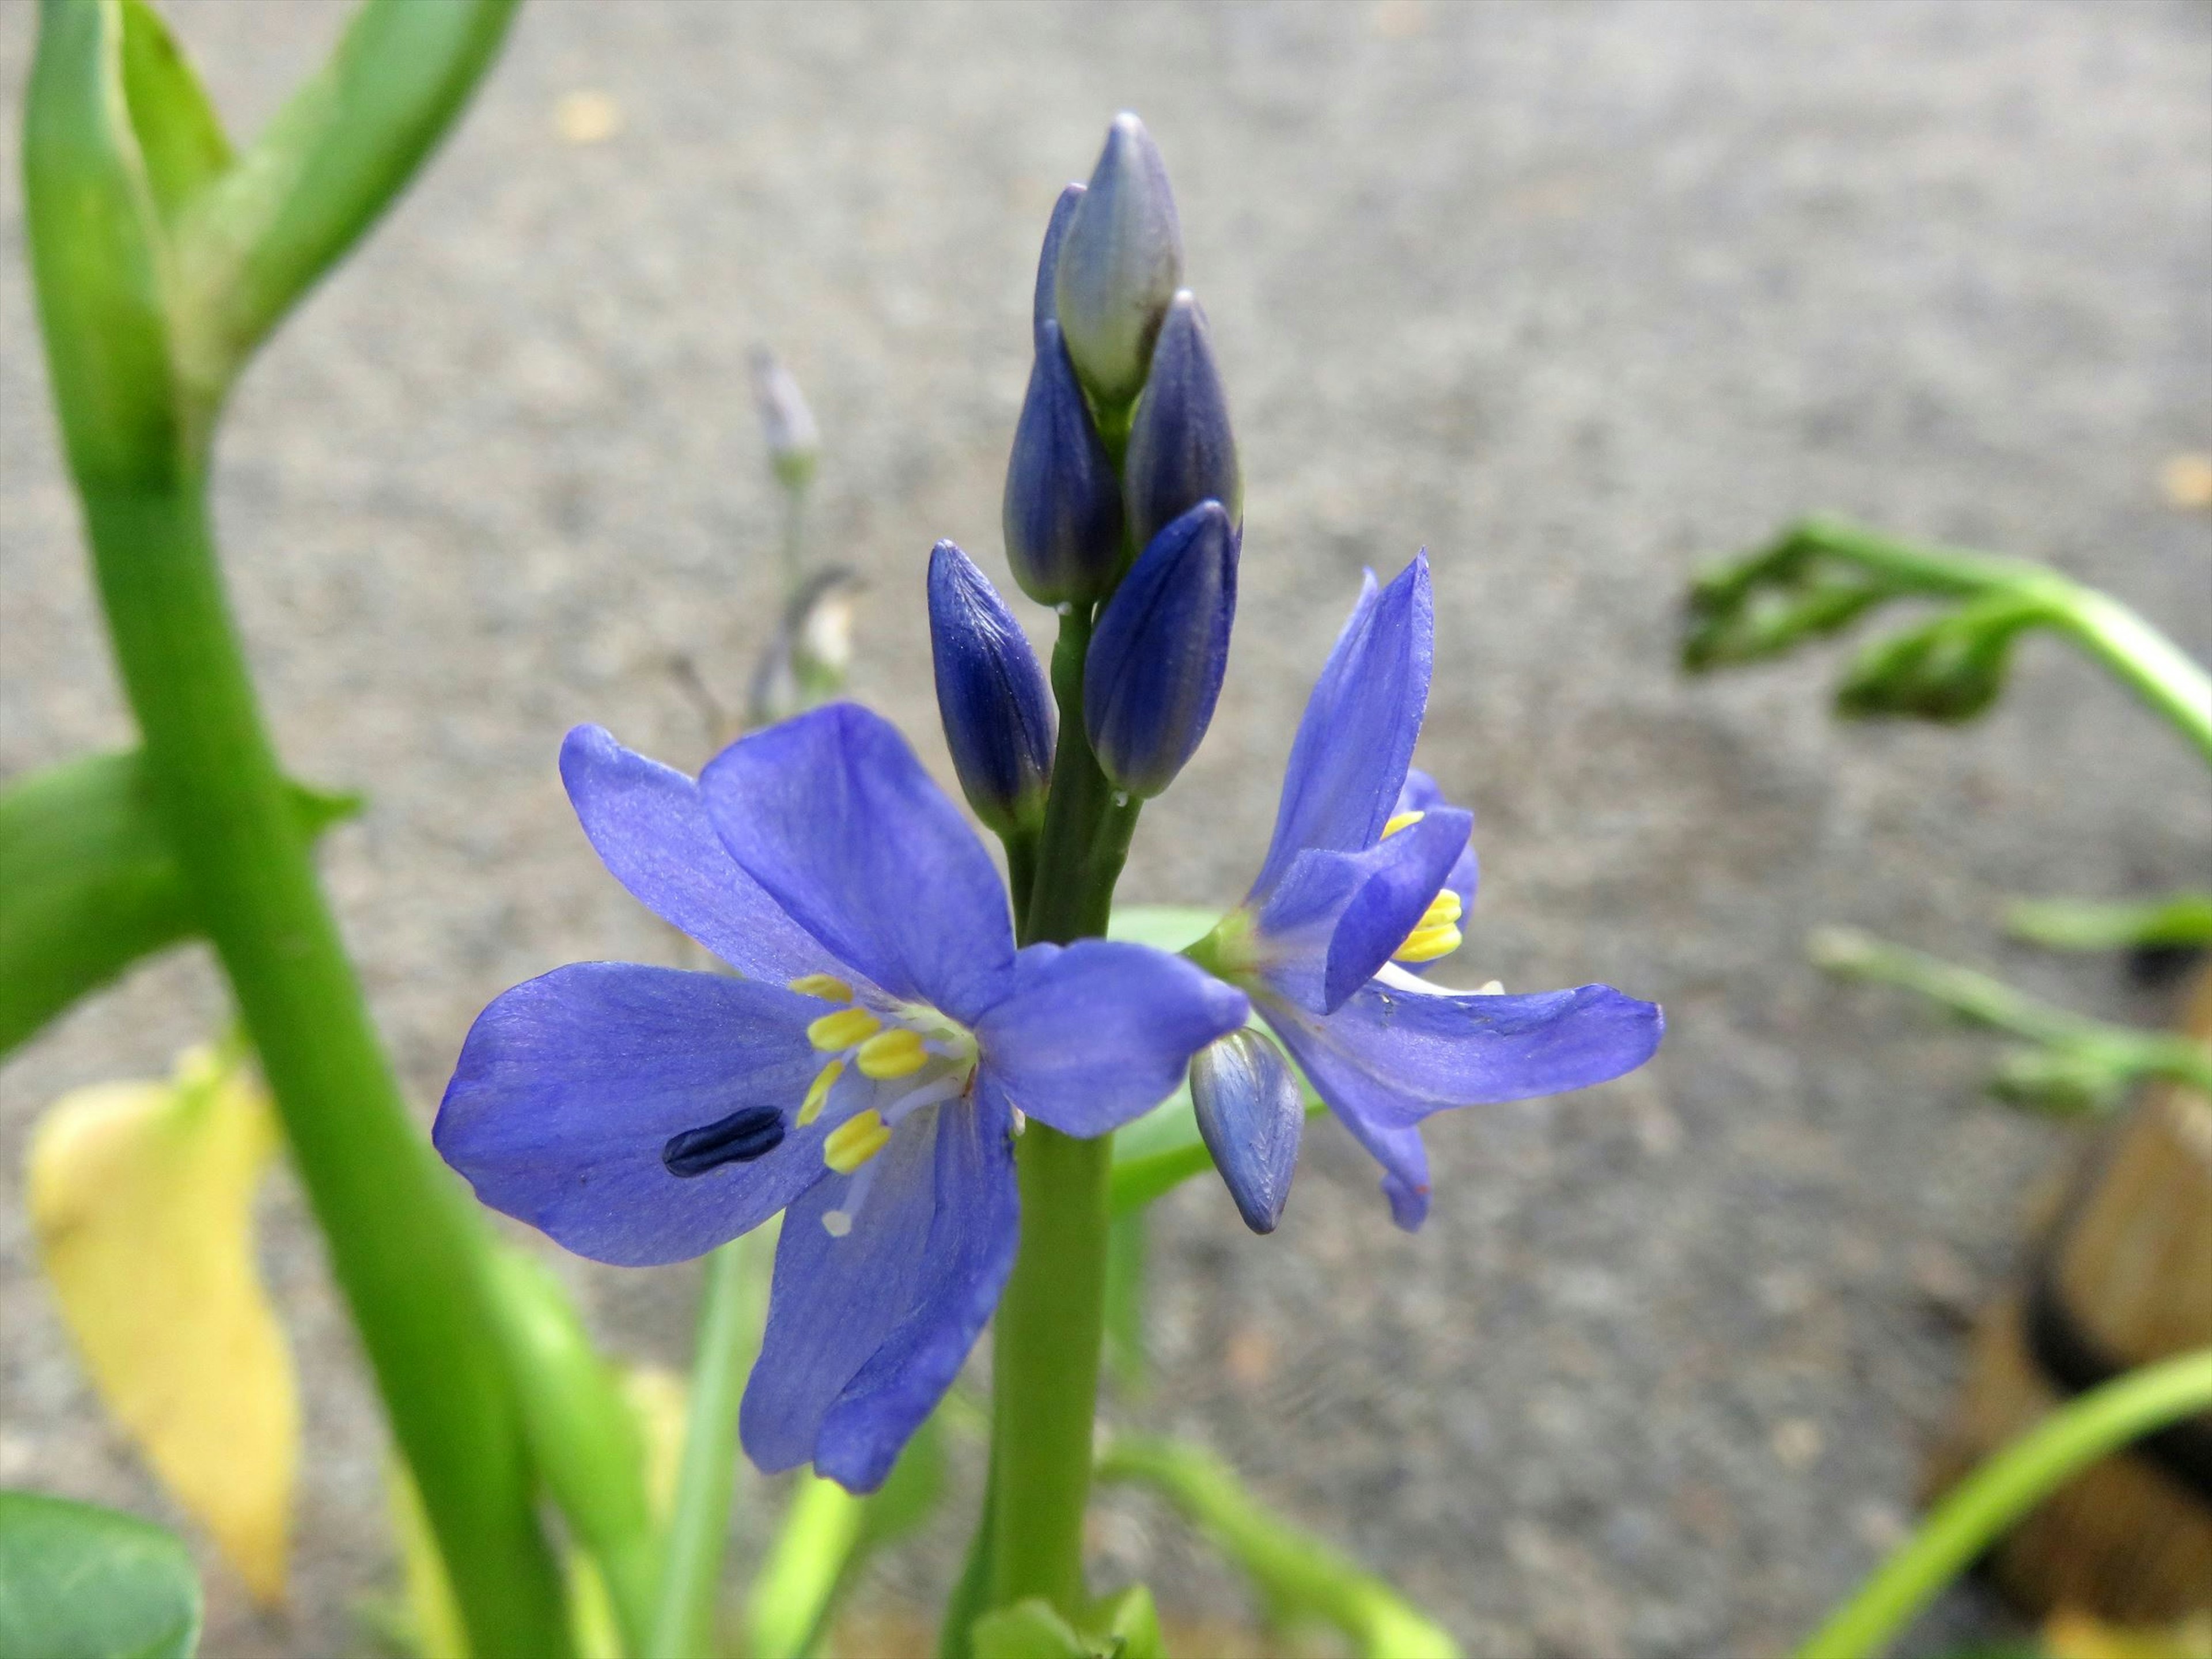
935 113 1243 832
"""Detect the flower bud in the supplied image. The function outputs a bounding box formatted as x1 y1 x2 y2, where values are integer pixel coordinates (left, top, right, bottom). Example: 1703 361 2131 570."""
1084 499 1237 798
1053 113 1184 406
1123 291 1240 554
1002 322 1124 605
929 540 1055 834
750 346 819 494
1033 183 1085 349
1190 1029 1304 1233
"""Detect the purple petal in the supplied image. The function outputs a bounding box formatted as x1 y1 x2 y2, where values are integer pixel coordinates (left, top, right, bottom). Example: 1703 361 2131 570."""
434 963 829 1267
1263 978 1664 1135
699 704 1016 1024
1339 1111 1433 1232
561 726 832 984
1252 557 1433 900
1252 806 1474 1014
1189 1029 1304 1233
741 1092 1017 1493
976 940 1251 1137
1397 767 1479 916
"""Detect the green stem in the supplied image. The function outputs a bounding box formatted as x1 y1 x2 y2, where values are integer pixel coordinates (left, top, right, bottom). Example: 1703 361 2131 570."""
79 478 570 1655
1096 1437 1460 1659
1797 1347 2212 1659
1785 517 2212 765
1809 925 2212 1094
650 1220 775 1659
980 606 1139 1624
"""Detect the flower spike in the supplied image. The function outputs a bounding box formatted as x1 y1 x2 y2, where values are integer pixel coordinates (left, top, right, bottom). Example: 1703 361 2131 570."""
1053 113 1184 405
1124 290 1241 554
1002 321 1125 605
927 540 1055 835
1084 499 1238 799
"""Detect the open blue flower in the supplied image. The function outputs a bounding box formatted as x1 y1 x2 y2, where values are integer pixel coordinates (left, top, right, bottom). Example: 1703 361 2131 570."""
1191 556 1662 1231
435 704 1247 1491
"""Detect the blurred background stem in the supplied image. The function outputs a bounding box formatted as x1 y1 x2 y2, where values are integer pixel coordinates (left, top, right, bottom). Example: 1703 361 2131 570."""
651 1218 777 1659
1797 1347 2212 1659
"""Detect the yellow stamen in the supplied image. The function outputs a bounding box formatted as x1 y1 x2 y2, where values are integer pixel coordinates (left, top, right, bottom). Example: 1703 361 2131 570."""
823 1109 891 1175
1417 889 1464 930
855 1028 929 1080
1381 809 1425 839
797 1059 844 1126
1394 922 1463 964
806 1006 880 1051
787 973 854 1002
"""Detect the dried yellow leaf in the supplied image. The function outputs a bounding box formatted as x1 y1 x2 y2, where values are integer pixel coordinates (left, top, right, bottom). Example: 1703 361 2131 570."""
27 1042 298 1604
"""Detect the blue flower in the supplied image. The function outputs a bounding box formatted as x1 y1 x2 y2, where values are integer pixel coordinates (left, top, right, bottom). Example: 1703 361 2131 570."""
1191 556 1662 1231
435 705 1248 1490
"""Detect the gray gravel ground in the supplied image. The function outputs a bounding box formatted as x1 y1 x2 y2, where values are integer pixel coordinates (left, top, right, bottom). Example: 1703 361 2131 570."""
4 2 2209 1654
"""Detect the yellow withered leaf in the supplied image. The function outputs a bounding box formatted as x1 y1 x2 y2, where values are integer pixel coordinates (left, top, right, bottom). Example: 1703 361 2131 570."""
27 1041 299 1604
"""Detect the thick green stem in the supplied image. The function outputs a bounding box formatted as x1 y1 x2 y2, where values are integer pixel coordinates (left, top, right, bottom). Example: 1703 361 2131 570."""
1797 1347 2212 1659
651 1221 775 1659
978 607 1138 1625
988 1123 1115 1616
81 479 569 1656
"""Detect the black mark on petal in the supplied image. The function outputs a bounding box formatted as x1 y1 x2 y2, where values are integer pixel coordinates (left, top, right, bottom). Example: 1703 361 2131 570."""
663 1106 786 1177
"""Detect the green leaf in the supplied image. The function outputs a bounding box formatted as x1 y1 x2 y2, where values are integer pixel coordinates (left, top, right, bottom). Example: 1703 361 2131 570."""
0 749 360 1056
115 0 230 226
25 0 183 486
745 1416 947 1659
169 0 522 402
1104 904 1221 954
970 1600 1095 1659
1089 1585 1164 1659
0 1488 202 1659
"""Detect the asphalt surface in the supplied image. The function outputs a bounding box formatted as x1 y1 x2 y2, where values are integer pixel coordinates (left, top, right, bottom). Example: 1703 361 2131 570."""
3 3 2208 1654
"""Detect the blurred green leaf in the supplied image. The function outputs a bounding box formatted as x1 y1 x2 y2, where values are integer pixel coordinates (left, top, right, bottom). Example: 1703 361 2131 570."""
0 1488 202 1659
1834 594 2043 725
0 749 359 1056
1089 1586 1164 1659
115 0 229 226
2006 893 2212 953
24 0 182 484
1103 1211 1149 1394
970 1600 1094 1659
1097 1437 1459 1659
169 0 521 402
747 1417 948 1659
478 1248 658 1659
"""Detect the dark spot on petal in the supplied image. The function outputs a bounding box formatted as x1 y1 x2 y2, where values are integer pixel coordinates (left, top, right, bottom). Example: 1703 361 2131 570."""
663 1105 785 1177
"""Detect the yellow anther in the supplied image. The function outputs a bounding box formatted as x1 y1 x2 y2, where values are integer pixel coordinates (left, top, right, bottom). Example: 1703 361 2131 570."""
1417 889 1464 930
1381 810 1426 839
797 1059 844 1126
787 973 854 1002
1394 922 1463 964
823 1110 892 1175
806 1006 881 1052
855 1028 929 1080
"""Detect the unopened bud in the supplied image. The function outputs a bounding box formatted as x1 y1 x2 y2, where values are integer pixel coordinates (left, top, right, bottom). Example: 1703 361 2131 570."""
750 347 819 493
1084 499 1237 798
929 540 1055 834
1033 183 1085 349
1190 1029 1304 1233
1053 113 1184 406
1003 322 1124 604
1835 601 2031 725
1123 291 1240 554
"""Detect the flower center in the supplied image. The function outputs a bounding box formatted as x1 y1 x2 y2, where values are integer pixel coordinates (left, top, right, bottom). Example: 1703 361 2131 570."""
790 976 979 1236
1382 810 1463 964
